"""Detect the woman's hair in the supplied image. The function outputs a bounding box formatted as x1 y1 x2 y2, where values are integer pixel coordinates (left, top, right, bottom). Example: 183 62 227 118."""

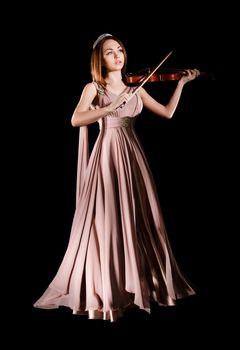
91 35 127 87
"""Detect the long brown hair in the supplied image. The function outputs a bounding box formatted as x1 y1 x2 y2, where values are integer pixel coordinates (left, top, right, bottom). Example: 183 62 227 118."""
90 35 127 87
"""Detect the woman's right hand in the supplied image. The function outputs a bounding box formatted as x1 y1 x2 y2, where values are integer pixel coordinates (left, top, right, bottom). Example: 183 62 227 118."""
109 91 133 111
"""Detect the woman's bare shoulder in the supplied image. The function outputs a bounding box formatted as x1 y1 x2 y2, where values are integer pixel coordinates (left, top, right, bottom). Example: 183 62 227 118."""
80 82 99 100
83 82 98 93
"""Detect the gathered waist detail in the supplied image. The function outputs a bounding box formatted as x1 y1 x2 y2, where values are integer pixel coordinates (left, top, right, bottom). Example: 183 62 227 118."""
99 117 134 130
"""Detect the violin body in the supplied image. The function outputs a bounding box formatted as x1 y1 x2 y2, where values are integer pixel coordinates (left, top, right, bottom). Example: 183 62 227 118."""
125 71 185 84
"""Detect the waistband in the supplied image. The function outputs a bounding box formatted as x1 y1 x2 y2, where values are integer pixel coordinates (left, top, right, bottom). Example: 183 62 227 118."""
99 116 134 129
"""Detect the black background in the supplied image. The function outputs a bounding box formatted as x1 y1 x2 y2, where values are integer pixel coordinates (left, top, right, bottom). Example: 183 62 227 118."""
8 2 233 347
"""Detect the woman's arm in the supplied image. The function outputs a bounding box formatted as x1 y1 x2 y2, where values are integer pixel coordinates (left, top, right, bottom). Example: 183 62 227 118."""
71 83 110 127
139 69 200 119
71 82 134 127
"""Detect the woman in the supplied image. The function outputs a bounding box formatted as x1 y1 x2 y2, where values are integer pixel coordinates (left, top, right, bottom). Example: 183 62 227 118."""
34 33 200 321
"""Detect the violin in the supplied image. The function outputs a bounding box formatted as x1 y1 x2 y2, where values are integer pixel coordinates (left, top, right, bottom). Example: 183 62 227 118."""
125 70 187 84
125 68 214 84
120 52 215 107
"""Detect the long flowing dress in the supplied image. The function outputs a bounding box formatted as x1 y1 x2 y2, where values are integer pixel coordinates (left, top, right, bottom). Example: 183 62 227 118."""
34 83 195 321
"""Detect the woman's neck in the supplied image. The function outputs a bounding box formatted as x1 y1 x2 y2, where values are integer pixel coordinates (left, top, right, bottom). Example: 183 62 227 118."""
104 71 128 95
105 71 123 86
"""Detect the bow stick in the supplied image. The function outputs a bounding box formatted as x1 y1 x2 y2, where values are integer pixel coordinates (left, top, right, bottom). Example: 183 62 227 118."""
131 50 173 95
119 50 173 108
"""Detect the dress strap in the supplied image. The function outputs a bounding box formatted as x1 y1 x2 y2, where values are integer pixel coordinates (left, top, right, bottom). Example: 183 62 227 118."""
76 126 89 206
76 82 104 205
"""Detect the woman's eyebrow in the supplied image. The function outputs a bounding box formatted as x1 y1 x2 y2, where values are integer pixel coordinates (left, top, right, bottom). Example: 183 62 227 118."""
104 45 122 53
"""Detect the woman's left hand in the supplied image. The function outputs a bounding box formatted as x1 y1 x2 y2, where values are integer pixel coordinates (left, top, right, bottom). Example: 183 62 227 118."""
181 69 201 83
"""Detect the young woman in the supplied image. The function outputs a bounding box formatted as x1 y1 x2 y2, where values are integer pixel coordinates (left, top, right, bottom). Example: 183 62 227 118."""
34 33 200 321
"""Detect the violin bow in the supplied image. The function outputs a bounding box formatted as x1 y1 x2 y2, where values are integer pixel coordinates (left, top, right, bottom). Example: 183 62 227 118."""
131 50 173 95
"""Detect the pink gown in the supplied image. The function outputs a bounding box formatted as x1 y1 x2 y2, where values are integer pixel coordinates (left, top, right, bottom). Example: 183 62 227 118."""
34 83 195 321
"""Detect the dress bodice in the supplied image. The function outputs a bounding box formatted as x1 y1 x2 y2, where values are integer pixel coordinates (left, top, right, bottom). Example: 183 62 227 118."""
92 82 143 129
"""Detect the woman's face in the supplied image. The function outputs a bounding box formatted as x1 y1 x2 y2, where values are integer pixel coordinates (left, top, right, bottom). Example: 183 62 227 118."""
102 39 125 72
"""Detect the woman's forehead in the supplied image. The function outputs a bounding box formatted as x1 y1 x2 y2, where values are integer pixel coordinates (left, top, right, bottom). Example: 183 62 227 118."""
103 39 121 50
